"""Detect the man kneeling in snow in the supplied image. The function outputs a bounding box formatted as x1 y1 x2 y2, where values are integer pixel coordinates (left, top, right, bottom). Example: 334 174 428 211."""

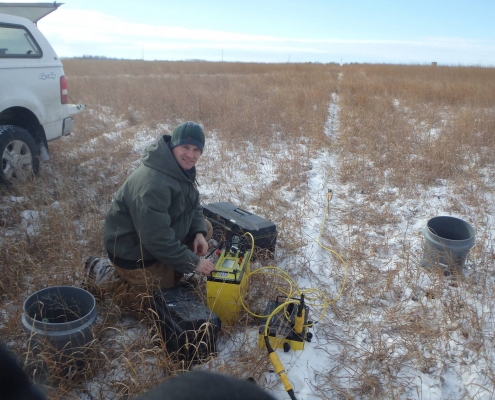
85 121 215 311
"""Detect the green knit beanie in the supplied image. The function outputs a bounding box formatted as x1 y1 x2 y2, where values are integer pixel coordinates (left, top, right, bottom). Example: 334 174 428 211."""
170 121 205 153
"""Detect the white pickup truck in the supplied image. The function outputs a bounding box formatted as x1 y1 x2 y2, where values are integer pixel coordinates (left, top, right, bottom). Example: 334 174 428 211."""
0 5 85 183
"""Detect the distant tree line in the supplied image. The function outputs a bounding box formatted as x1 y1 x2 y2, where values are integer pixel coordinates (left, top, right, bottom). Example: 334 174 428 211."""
62 55 124 60
60 55 341 65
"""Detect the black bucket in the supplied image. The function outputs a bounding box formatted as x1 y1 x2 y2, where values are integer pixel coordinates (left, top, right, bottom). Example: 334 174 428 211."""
422 216 475 270
22 286 97 374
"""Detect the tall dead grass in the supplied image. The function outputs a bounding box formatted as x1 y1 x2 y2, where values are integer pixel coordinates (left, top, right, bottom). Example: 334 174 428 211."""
338 64 495 193
1 60 494 399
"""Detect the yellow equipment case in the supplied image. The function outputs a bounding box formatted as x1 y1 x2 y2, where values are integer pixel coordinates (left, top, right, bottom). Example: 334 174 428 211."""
206 243 251 325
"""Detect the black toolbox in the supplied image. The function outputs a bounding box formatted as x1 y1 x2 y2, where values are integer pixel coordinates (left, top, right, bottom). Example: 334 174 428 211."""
203 202 277 255
151 287 221 363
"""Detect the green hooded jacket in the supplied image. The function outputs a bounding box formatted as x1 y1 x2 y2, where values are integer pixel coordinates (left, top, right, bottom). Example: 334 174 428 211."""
104 135 207 273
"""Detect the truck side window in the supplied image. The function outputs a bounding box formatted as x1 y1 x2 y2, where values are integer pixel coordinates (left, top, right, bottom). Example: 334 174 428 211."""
0 23 42 58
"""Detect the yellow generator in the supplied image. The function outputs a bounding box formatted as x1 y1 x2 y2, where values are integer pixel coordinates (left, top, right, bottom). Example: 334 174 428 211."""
206 239 250 325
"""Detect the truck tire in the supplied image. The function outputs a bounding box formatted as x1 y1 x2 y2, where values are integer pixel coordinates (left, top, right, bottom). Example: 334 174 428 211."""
0 125 40 183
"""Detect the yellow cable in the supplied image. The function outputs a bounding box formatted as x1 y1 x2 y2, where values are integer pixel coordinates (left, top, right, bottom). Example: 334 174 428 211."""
269 351 294 392
237 197 346 325
239 268 298 319
243 231 255 265
315 187 348 305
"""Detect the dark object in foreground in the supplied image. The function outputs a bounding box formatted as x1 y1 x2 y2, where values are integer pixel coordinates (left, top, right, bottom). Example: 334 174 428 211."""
0 342 276 400
0 343 47 400
203 202 278 255
151 287 221 363
133 370 276 400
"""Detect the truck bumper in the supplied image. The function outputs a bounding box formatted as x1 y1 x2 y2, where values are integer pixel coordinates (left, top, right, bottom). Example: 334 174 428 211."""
62 117 74 136
62 104 85 135
68 104 86 115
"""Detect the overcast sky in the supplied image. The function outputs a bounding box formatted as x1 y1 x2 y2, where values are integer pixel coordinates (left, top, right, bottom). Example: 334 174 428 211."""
7 0 495 65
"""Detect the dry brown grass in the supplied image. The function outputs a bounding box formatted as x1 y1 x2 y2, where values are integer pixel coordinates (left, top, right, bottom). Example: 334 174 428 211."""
1 60 495 399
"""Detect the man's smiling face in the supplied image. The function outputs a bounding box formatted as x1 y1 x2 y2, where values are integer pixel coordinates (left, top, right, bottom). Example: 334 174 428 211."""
172 143 201 170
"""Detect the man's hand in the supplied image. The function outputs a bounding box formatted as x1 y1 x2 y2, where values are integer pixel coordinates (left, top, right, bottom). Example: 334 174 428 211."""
192 233 208 256
195 258 215 276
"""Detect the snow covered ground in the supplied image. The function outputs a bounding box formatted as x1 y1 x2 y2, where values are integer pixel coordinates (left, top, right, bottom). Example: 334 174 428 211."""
197 93 495 399
2 66 495 400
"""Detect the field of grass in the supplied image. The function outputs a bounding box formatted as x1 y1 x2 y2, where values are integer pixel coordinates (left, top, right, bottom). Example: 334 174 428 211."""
1 60 495 399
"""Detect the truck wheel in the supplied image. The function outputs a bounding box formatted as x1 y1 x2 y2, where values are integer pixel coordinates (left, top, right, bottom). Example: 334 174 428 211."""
0 126 40 183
